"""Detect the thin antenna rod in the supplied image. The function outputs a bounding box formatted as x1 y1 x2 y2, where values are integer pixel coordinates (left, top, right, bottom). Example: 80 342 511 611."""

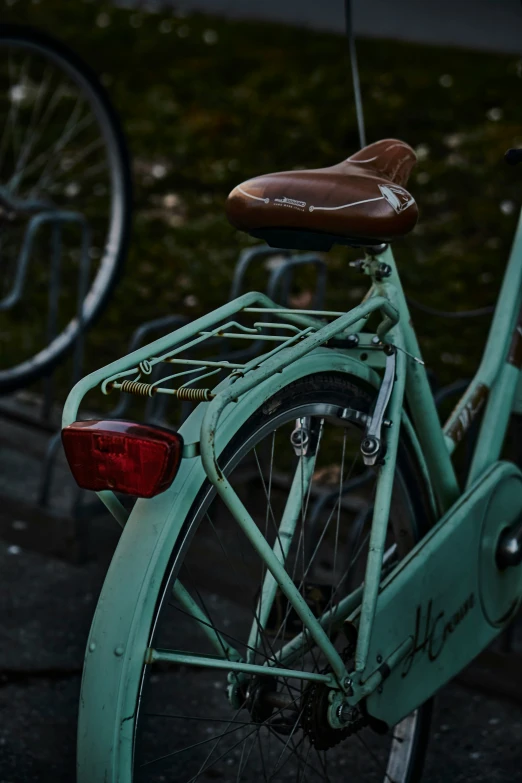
345 0 366 148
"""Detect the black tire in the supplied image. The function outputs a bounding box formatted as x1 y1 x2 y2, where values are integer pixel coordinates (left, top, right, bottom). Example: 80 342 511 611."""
132 372 434 782
0 24 132 393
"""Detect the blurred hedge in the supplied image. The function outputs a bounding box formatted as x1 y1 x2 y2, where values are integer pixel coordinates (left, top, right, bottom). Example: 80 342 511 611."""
3 0 522 390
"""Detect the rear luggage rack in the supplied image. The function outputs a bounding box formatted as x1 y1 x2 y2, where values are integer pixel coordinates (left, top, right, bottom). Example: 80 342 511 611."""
63 291 400 428
62 291 400 526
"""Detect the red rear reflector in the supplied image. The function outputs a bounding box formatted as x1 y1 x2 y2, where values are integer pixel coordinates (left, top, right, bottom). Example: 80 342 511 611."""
62 420 183 498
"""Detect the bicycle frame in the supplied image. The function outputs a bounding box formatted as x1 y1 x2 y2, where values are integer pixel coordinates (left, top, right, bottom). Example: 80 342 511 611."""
189 213 522 701
63 208 522 723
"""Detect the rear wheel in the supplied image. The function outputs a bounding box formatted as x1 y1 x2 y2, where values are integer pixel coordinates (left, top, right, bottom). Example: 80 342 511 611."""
79 372 433 782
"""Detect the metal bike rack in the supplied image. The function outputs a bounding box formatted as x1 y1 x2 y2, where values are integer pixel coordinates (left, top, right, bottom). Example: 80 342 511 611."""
0 208 96 559
0 208 92 424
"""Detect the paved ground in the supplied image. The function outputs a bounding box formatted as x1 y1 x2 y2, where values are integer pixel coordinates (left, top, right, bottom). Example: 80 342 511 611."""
0 540 520 782
0 403 520 781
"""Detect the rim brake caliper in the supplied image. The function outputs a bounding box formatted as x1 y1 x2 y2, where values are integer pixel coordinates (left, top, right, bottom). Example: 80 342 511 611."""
360 345 396 466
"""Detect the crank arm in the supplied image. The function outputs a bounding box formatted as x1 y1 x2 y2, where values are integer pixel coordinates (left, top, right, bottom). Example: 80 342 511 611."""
360 347 396 465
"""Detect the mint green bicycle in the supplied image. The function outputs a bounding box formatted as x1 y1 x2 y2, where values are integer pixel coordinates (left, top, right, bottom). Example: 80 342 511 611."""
62 133 522 782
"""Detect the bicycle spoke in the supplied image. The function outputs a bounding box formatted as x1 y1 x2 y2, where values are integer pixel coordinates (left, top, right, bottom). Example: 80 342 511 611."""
0 53 18 171
205 511 251 579
187 691 302 783
144 712 262 727
180 563 234 661
169 600 283 668
266 726 328 781
270 734 307 781
282 446 360 630
297 738 313 782
186 726 258 783
67 158 108 181
327 429 347 640
269 705 306 779
24 102 93 191
140 715 249 769
172 515 309 682
355 731 397 783
9 81 79 189
11 64 53 186
236 727 258 782
259 432 277 643
257 728 270 783
271 487 347 654
190 700 250 782
3 52 29 168
311 744 331 783
34 123 101 194
18 77 74 180
253 445 285 556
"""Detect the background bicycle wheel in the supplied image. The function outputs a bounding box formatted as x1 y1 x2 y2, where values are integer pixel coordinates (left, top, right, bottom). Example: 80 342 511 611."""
0 24 132 393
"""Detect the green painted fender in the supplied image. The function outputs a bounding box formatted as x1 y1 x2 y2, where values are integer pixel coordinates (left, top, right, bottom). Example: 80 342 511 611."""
76 348 433 782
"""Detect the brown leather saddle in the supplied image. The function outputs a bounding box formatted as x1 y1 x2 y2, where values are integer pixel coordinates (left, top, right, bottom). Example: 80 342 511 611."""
225 138 418 251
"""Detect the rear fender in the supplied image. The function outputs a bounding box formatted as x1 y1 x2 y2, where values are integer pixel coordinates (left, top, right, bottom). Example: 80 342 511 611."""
77 348 433 779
